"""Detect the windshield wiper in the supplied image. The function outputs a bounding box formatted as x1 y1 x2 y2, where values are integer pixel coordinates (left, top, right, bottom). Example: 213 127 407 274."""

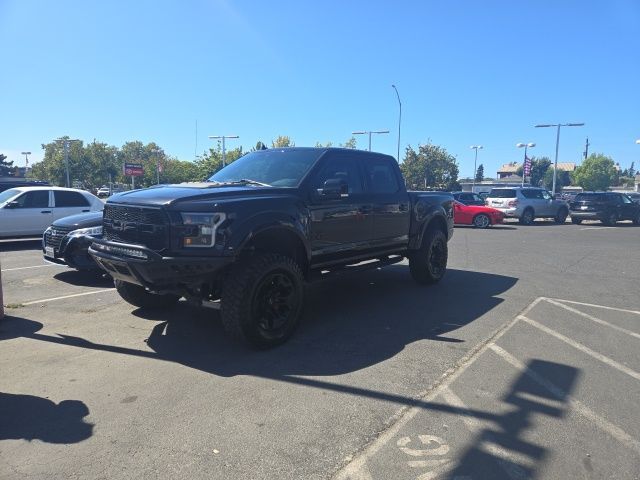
227 179 272 187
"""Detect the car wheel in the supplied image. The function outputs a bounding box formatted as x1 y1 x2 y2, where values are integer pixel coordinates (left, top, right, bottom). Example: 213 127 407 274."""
519 208 535 225
602 211 617 226
571 217 583 225
115 280 181 309
409 227 448 285
472 214 491 228
221 253 304 349
555 208 568 224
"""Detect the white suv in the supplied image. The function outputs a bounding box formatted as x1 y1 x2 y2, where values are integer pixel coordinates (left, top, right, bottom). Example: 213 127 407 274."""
0 186 103 237
485 187 569 225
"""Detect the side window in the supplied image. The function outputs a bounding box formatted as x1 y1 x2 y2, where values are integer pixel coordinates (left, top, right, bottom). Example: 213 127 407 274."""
622 195 633 204
364 158 400 194
521 190 537 199
313 156 363 194
13 190 49 208
541 191 552 200
54 191 90 207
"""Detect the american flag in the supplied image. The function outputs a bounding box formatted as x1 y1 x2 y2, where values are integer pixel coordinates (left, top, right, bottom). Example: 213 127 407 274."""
523 156 532 176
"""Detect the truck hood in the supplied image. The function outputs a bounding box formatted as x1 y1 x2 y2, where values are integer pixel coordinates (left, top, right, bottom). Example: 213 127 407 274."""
106 183 295 207
52 211 103 229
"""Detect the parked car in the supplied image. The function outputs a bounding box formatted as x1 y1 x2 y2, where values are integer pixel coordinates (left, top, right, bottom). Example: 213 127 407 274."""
0 179 49 193
0 186 104 237
97 186 111 197
90 147 455 348
451 191 485 206
43 211 104 270
453 201 504 228
484 187 569 225
569 192 640 225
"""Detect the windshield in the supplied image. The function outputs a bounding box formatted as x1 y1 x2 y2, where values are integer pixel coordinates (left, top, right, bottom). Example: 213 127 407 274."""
489 189 516 198
209 149 323 187
0 188 20 205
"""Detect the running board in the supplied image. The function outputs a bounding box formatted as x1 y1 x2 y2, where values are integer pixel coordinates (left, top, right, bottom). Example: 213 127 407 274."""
309 255 405 282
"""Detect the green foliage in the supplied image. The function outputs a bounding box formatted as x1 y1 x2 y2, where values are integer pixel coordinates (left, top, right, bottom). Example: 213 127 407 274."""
516 156 551 187
195 142 243 179
617 176 636 188
572 153 618 191
475 164 484 182
0 153 14 176
400 143 459 191
340 137 357 149
543 168 571 191
271 135 294 148
314 141 333 147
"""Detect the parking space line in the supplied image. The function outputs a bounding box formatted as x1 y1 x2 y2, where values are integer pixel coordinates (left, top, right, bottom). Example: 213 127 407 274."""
549 298 640 316
332 298 545 480
2 264 55 272
544 298 640 340
489 344 640 455
579 226 616 230
22 288 115 306
520 316 640 381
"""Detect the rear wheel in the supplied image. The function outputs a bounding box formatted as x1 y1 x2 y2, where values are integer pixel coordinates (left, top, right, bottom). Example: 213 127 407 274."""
221 253 304 349
115 280 181 309
555 208 568 224
519 208 535 225
602 211 617 226
472 214 491 229
409 228 448 285
571 217 583 225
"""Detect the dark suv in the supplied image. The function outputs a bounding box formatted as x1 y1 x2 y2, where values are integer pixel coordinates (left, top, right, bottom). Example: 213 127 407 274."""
569 192 640 225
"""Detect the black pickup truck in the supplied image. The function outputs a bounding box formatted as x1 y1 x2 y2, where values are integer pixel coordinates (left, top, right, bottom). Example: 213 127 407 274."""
89 148 454 347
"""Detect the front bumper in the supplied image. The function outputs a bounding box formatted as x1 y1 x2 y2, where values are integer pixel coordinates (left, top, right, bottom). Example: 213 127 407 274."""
88 239 233 289
43 234 100 271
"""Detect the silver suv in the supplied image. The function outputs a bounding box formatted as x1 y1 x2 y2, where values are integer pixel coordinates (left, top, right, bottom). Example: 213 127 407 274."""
485 187 569 225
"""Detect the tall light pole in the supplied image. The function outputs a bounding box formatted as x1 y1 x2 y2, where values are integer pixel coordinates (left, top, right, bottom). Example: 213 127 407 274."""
516 142 536 186
208 135 239 168
391 84 402 162
534 123 584 196
470 145 483 188
55 138 81 187
352 130 389 152
21 152 31 169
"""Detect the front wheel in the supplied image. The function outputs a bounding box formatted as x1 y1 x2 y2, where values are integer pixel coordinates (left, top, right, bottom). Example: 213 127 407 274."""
409 228 448 285
602 211 617 226
571 217 583 225
555 208 568 224
472 214 491 229
519 208 535 225
115 280 181 309
221 253 304 349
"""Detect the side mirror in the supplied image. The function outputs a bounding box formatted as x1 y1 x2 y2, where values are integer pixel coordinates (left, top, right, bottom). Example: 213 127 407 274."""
3 201 19 209
319 178 348 198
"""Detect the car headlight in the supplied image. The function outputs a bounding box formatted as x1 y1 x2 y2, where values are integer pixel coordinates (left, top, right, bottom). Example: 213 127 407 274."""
180 212 226 247
69 226 103 237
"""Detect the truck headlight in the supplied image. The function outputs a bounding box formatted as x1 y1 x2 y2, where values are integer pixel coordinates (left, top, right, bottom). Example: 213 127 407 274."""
180 212 226 247
69 226 103 237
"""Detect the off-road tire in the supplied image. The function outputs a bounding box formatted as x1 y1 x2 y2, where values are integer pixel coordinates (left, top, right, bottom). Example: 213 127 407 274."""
555 208 568 224
221 253 304 349
409 228 448 285
519 208 535 225
472 214 491 229
115 280 181 309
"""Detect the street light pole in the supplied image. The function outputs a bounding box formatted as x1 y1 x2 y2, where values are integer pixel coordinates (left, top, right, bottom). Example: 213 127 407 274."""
534 123 584 196
470 145 483 188
516 143 536 187
392 85 402 162
20 152 31 169
352 130 390 152
55 138 81 187
208 135 239 168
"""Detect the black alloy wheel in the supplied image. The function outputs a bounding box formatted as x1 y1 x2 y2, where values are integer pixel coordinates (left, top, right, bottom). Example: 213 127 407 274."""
519 208 535 225
252 271 299 336
409 228 448 285
555 208 568 224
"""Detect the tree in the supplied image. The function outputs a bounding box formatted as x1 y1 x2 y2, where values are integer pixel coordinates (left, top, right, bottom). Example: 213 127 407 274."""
400 143 460 191
629 161 635 178
475 164 484 182
271 135 294 148
314 141 333 147
572 153 617 191
543 168 570 191
340 136 357 149
0 153 14 176
195 141 243 179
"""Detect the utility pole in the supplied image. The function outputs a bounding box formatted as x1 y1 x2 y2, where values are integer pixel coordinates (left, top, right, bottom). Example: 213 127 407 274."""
534 123 584 196
55 138 81 187
583 137 590 161
470 145 483 189
20 152 31 169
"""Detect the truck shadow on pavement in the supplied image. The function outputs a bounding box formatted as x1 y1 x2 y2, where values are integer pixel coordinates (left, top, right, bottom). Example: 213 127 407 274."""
0 239 42 252
0 392 93 444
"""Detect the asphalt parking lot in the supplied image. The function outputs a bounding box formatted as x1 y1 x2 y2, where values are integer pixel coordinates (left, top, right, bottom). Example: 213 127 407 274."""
1 220 639 480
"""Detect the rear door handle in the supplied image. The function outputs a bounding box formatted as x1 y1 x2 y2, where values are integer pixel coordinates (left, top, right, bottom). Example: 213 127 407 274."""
41 210 52 214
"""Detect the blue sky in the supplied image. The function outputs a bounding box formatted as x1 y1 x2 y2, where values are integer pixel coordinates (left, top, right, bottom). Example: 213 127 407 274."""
1 0 639 179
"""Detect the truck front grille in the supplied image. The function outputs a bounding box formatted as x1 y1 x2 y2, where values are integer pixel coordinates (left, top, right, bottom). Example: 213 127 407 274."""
103 205 168 251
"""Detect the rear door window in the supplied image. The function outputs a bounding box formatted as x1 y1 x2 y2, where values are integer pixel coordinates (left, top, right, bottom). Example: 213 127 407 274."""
54 190 90 207
489 189 516 198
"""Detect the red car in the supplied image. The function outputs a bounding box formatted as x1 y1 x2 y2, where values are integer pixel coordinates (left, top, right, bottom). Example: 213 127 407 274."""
453 200 504 228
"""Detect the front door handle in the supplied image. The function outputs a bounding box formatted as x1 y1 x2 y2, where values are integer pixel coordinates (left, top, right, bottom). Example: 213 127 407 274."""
41 210 52 214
